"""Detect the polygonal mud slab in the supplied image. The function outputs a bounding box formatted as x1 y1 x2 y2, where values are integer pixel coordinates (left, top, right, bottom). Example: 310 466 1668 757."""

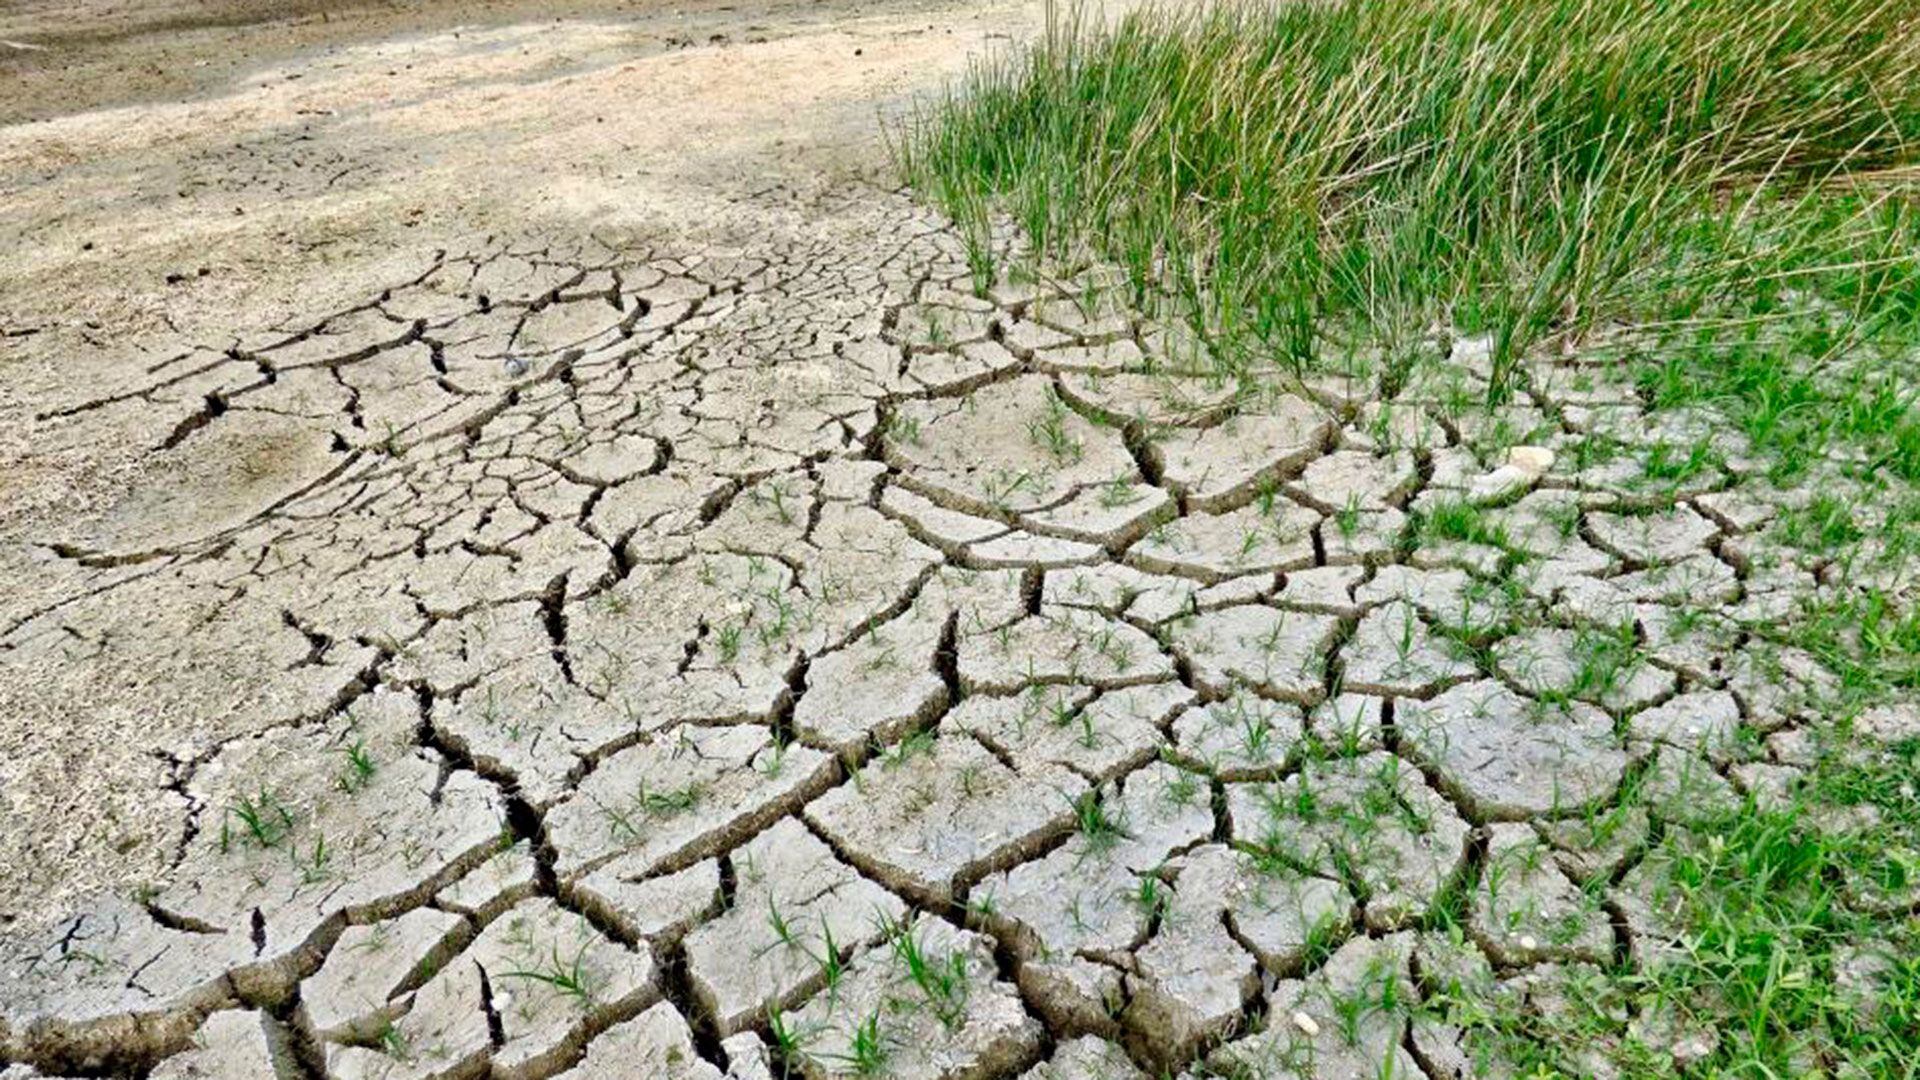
1626 690 1745 763
880 484 1009 551
1406 533 1508 579
719 1033 775 1080
427 663 633 809
1275 564 1366 615
916 565 1033 634
884 375 1138 516
1288 449 1418 513
1856 701 1920 744
0 896 258 1071
899 338 1022 396
1397 680 1629 820
1469 824 1611 965
1127 500 1320 584
1028 294 1135 342
434 841 541 924
544 725 835 881
561 546 922 734
969 762 1213 1030
550 1002 720 1079
1018 482 1175 549
1537 804 1650 885
1586 506 1720 565
952 681 1192 781
1723 645 1838 733
1227 751 1470 931
1402 930 1615 1080
1492 489 1606 558
1612 553 1740 607
1204 933 1422 1080
1832 938 1910 1026
804 732 1086 905
1635 603 1741 683
1307 693 1390 752
151 1010 298 1080
1145 397 1333 512
1133 856 1333 1067
1340 600 1479 697
1401 931 1507 1078
389 603 553 694
155 690 507 984
1166 605 1339 705
785 916 1043 1080
1353 564 1477 618
1491 625 1677 713
1166 690 1304 779
957 606 1173 693
791 611 949 754
323 898 656 1080
1319 505 1410 566
1018 1036 1146 1080
1502 961 1634 1073
1054 370 1236 429
1609 830 1707 975
297 907 470 1044
1044 563 1205 623
567 859 721 948
684 818 907 1037
1631 745 1743 830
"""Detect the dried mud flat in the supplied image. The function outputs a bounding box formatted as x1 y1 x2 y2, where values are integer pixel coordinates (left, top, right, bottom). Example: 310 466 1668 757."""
2 3 1916 1080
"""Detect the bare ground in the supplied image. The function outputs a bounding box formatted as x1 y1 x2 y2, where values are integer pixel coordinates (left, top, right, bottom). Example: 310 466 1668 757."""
0 0 1047 929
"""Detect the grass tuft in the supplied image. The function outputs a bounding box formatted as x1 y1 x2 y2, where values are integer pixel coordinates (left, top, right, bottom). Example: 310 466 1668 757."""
903 0 1920 470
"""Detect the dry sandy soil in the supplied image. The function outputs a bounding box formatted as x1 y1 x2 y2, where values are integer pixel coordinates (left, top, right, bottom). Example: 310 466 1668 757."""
3 2 1905 1078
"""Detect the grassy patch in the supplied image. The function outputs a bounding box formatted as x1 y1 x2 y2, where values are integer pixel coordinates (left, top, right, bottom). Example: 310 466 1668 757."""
902 3 1920 1074
901 0 1920 472
1454 738 1920 1077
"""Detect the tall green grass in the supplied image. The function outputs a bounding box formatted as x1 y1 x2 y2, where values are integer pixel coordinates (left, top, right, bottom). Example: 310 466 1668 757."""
901 0 1920 475
905 12 1920 1072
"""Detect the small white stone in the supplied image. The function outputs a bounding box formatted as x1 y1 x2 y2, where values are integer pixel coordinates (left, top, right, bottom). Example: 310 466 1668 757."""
1508 445 1555 475
1291 1010 1320 1037
1517 934 1538 951
1468 464 1533 505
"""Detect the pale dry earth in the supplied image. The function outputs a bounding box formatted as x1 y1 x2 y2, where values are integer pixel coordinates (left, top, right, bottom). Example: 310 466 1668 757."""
1 2 1913 1078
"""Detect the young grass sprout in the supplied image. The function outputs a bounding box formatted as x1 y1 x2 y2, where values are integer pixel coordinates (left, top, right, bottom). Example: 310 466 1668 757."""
887 922 970 1030
497 937 597 1007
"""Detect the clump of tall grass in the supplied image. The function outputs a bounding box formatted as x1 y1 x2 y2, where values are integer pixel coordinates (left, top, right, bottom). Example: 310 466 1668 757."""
901 0 1920 474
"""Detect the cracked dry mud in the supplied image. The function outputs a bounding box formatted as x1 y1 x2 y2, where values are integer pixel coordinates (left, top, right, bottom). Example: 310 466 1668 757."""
3 8 1914 1080
4 184 1893 1078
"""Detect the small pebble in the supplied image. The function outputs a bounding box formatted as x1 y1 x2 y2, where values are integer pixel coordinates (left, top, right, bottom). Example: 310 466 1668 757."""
502 355 530 378
1291 1010 1320 1037
1508 445 1556 475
